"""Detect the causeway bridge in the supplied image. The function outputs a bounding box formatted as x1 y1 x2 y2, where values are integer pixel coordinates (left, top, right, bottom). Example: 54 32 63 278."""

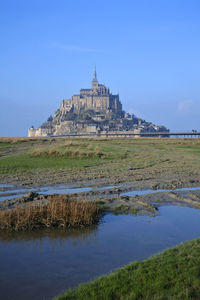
100 132 200 138
53 132 200 138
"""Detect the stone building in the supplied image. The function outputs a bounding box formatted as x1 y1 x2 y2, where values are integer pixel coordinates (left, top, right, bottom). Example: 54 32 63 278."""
28 67 169 137
60 66 122 115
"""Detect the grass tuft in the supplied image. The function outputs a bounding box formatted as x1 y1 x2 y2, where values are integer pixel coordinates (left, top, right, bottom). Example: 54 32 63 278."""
0 195 99 231
30 148 106 159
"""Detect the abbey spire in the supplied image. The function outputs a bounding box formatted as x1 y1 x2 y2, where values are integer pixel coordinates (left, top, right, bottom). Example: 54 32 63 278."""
93 65 97 82
92 64 98 89
94 64 97 80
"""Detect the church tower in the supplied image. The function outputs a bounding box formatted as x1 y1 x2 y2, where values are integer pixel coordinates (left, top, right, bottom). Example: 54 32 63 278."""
92 65 98 90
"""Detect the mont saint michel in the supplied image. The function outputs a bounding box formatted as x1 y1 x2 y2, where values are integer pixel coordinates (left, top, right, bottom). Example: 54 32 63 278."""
2 2 200 300
28 67 169 137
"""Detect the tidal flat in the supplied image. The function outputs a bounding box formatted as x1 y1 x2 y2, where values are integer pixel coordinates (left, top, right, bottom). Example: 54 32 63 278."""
1 137 200 299
0 137 200 190
1 137 200 216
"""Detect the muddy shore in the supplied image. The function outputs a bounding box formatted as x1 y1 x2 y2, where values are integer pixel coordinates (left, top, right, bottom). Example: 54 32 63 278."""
1 185 200 218
1 163 200 217
0 162 199 190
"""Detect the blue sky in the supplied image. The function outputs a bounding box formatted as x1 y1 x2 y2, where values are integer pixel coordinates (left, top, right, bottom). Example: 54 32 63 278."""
1 0 200 136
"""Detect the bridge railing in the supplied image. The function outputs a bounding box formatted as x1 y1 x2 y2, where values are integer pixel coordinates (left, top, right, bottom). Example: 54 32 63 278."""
50 132 200 138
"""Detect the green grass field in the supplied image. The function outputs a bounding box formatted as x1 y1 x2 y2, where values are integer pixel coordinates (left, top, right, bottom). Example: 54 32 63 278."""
1 137 200 175
0 154 104 174
0 138 110 174
54 238 200 300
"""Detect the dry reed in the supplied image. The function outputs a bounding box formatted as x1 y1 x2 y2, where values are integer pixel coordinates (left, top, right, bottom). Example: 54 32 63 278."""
0 195 99 231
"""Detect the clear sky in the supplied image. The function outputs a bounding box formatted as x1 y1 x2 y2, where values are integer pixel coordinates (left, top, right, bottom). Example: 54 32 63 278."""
1 0 200 136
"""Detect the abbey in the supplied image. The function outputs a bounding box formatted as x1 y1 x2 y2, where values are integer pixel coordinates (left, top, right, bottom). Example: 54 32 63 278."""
61 66 122 115
28 67 168 137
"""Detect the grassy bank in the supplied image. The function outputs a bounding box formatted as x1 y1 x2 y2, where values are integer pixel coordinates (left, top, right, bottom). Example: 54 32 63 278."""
54 238 200 300
0 195 99 231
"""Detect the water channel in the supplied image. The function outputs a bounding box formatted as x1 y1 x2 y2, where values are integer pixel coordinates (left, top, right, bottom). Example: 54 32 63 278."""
1 183 200 202
1 205 200 300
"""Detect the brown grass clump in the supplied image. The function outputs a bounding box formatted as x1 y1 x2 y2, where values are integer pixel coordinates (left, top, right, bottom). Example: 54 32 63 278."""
64 141 78 147
31 148 61 157
31 148 105 159
0 195 99 231
87 144 94 150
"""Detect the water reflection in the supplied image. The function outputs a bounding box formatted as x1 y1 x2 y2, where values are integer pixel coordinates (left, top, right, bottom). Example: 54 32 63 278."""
1 206 200 300
0 225 98 250
121 186 200 197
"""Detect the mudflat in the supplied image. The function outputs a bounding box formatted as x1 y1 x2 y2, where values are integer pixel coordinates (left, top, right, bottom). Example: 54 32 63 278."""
1 137 200 215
